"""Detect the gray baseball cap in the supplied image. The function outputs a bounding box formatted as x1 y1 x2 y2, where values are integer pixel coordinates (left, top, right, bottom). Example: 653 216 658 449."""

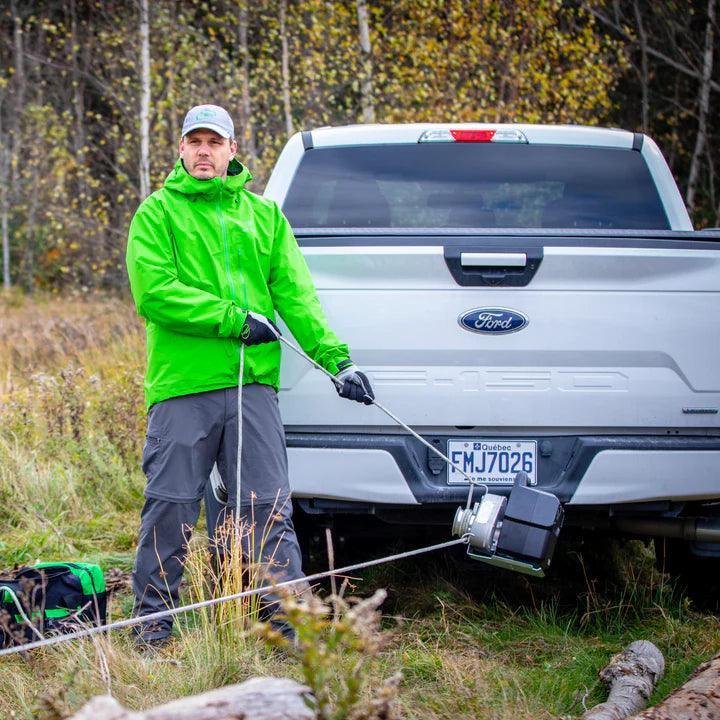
182 104 234 139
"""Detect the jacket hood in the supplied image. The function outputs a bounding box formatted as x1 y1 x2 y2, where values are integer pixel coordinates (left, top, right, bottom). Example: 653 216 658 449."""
163 157 252 197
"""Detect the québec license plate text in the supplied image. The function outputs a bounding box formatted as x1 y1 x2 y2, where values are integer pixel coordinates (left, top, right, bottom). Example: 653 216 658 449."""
446 440 537 485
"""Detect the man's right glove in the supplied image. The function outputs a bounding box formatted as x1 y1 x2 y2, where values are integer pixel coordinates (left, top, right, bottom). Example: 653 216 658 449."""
241 311 281 346
334 359 375 405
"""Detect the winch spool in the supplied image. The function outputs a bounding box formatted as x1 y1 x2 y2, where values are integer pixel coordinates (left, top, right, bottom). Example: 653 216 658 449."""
452 494 507 553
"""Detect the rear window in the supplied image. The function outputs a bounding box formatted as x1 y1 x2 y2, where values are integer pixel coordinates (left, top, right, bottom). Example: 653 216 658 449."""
282 143 669 230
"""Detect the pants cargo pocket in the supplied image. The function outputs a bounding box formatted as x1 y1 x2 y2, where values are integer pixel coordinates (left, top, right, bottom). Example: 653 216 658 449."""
141 430 212 502
141 435 164 482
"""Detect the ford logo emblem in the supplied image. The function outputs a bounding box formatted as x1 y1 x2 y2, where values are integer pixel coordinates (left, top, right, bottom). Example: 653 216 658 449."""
458 307 528 334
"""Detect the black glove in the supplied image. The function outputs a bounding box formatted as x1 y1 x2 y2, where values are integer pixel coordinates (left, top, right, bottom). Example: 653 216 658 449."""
241 311 281 345
334 360 374 405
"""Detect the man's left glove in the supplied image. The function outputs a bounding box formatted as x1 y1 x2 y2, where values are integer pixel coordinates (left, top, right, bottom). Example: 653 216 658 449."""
241 311 281 345
334 360 374 405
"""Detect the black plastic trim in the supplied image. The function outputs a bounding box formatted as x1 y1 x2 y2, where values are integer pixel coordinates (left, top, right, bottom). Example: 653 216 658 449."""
292 231 720 251
443 244 543 287
286 432 720 508
293 228 717 239
301 131 314 150
632 132 644 151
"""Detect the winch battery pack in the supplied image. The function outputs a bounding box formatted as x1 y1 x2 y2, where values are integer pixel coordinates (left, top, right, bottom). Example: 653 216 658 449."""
496 478 564 568
0 562 106 647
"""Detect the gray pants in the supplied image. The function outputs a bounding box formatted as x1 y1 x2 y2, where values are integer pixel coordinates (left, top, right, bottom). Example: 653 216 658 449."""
132 384 305 639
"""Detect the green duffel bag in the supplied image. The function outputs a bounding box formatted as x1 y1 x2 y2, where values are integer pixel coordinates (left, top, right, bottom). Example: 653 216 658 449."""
0 562 107 648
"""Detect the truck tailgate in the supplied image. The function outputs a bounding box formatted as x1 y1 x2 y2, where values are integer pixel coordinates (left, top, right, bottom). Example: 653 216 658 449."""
279 234 720 434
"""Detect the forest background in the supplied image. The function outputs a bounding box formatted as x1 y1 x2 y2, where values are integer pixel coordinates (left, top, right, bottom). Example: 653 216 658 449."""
0 0 718 293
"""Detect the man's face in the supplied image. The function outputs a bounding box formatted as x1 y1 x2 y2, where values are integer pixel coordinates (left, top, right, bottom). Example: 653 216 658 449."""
179 129 238 180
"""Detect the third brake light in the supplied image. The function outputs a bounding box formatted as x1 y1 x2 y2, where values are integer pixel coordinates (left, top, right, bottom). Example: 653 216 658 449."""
418 128 528 143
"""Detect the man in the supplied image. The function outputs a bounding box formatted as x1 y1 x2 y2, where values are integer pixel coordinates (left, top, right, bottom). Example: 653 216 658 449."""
126 104 374 647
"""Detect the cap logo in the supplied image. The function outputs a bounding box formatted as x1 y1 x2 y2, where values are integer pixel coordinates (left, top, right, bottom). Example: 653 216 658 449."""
196 109 216 120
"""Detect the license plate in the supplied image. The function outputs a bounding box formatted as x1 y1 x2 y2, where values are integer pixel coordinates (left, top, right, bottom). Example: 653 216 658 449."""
447 439 537 485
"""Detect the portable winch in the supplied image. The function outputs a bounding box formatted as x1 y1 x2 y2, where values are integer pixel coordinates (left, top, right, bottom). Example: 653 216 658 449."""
451 471 564 576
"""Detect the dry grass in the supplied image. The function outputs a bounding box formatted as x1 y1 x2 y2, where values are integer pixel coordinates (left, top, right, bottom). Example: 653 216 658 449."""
0 292 142 396
0 293 146 569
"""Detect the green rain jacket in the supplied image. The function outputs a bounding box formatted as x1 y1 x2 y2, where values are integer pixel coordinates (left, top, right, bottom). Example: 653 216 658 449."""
126 158 350 410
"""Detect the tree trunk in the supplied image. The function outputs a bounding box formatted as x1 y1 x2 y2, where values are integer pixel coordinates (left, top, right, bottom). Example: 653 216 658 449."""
633 0 649 134
23 163 41 293
7 0 27 290
583 641 665 720
238 1 257 166
356 0 375 123
685 0 716 214
668 73 681 169
0 84 10 291
279 0 293 137
68 677 314 720
589 5 720 94
631 651 720 719
1 144 9 290
167 0 179 146
10 0 26 192
64 647 720 720
139 0 151 199
69 0 86 161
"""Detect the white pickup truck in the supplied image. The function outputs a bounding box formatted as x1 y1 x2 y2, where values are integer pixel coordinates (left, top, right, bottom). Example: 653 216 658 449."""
263 123 720 586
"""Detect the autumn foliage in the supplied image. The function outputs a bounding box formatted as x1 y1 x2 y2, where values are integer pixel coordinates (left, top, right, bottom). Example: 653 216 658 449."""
0 1 716 292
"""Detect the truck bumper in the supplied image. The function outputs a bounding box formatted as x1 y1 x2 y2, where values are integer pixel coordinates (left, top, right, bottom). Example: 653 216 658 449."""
285 431 720 509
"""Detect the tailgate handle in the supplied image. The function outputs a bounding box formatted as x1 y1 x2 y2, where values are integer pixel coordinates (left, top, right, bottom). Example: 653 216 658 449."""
460 252 527 268
444 245 543 287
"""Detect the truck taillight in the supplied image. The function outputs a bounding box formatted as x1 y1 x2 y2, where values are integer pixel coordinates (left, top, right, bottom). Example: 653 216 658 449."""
418 128 528 144
451 129 495 142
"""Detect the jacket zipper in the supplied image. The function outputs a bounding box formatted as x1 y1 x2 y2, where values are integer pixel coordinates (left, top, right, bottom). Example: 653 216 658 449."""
216 186 243 371
216 190 237 304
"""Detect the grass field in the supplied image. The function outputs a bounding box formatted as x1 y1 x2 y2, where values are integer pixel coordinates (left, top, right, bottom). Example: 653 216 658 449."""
0 294 718 719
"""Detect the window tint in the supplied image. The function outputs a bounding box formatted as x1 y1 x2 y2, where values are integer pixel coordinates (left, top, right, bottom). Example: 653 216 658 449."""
282 143 669 230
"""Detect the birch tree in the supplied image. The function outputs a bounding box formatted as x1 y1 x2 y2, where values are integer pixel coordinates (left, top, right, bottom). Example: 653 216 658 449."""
9 0 26 290
356 0 375 123
686 0 716 212
139 0 151 199
0 81 9 291
238 1 258 166
633 0 650 134
279 0 293 137
68 0 86 162
589 1 720 226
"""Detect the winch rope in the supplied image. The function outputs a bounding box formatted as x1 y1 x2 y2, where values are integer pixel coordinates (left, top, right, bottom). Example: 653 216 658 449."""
277 335 488 508
0 537 467 658
236 342 245 528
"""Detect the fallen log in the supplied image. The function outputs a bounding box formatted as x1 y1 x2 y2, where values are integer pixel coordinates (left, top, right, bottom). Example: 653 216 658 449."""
631 651 720 720
66 643 720 720
583 640 665 720
68 677 314 720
